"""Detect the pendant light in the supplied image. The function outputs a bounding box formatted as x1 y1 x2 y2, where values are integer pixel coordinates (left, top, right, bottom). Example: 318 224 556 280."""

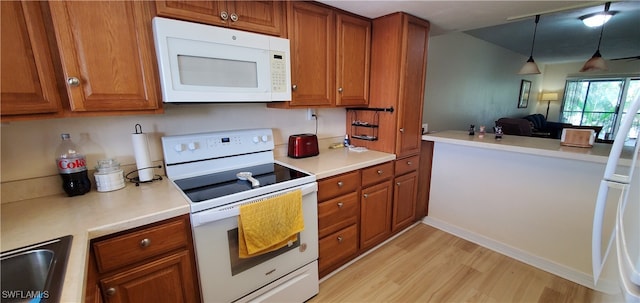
518 15 541 75
580 2 610 72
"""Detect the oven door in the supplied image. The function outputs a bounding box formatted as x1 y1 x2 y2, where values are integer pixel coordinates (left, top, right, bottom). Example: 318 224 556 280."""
190 182 318 303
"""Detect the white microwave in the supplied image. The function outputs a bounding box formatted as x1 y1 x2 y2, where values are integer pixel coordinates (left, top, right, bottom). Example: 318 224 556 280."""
152 17 291 103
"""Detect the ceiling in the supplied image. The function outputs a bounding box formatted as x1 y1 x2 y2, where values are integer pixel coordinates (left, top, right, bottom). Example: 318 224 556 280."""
318 1 640 64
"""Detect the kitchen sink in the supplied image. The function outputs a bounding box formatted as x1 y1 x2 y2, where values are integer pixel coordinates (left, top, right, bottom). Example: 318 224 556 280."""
1 235 72 303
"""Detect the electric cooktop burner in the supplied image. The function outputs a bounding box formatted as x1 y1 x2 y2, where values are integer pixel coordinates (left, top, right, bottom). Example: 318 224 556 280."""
174 163 309 202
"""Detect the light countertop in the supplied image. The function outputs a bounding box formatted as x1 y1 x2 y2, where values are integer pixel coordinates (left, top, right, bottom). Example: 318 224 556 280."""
1 146 395 302
276 147 396 179
422 130 630 164
1 179 190 303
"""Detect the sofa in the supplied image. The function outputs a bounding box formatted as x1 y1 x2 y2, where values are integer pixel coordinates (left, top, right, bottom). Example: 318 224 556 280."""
495 114 572 139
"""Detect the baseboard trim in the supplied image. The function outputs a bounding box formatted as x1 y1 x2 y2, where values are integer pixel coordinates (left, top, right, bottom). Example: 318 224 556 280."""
421 216 620 294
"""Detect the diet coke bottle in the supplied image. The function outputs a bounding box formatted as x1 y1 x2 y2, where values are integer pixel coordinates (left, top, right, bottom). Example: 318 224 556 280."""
56 133 91 196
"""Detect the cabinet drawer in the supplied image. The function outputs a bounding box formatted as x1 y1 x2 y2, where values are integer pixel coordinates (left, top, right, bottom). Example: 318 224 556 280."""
361 161 393 187
395 155 420 176
318 170 360 201
319 224 358 274
318 192 359 238
93 217 189 273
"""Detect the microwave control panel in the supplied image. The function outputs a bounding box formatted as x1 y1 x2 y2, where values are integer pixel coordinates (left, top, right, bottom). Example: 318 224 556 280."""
270 50 287 93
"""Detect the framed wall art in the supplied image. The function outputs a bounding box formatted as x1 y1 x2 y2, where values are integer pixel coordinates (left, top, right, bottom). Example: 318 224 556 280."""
518 79 531 108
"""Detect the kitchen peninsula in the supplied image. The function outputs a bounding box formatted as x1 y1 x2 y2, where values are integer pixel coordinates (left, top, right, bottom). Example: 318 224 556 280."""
421 130 636 294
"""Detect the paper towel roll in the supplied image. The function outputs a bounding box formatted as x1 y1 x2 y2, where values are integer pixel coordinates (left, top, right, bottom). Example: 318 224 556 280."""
132 132 154 182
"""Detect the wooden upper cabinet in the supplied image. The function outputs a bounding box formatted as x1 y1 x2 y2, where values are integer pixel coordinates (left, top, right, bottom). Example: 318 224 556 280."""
270 1 370 108
156 1 286 37
1 1 62 118
286 1 335 107
48 1 161 112
395 15 429 157
336 13 370 107
362 13 429 158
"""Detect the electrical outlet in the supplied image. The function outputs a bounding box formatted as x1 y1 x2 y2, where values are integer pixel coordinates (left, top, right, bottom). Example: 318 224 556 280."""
306 108 316 121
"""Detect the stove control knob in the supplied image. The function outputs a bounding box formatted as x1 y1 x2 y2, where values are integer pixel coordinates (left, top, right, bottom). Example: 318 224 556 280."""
261 135 269 142
252 136 260 143
174 144 185 152
188 142 198 151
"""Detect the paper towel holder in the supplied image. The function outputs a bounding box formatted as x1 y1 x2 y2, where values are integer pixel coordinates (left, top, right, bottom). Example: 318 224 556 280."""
128 124 163 186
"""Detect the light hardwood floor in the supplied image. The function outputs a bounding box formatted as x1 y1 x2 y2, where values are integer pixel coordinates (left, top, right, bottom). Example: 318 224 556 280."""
309 223 615 303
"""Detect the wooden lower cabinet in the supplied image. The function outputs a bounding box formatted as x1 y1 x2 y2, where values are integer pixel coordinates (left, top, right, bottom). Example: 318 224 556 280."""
317 172 360 277
318 224 358 277
360 180 393 250
416 140 434 219
392 171 418 232
317 159 421 277
86 215 200 303
98 251 197 303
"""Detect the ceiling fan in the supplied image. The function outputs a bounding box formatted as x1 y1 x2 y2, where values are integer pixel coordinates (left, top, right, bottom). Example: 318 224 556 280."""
611 55 640 61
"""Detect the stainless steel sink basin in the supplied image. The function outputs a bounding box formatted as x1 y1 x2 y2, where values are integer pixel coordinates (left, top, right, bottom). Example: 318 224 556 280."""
1 235 72 303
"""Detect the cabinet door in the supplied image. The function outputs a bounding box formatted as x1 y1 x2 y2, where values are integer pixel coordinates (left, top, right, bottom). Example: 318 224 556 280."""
396 15 429 157
360 181 392 250
157 1 285 37
335 13 370 106
49 1 161 112
392 171 418 232
156 1 227 27
100 250 199 303
1 1 62 118
226 1 285 37
287 1 334 107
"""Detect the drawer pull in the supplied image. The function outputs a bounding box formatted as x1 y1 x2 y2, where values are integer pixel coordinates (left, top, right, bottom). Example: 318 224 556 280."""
140 238 151 248
230 13 238 22
407 161 413 165
106 287 116 296
337 181 344 188
397 182 401 186
363 193 368 198
377 170 383 175
337 236 343 243
337 202 344 208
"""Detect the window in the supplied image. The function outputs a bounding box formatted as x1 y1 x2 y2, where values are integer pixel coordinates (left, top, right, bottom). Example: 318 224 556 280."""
560 77 640 141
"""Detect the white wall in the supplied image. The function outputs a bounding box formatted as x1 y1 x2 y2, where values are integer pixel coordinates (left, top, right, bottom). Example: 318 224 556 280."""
423 32 542 132
423 32 640 131
0 104 346 182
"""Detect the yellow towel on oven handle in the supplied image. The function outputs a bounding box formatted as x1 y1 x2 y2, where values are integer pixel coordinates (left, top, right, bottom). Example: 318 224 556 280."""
238 189 304 258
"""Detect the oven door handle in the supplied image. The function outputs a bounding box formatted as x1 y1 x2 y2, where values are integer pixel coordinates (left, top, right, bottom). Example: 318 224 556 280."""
191 182 317 227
